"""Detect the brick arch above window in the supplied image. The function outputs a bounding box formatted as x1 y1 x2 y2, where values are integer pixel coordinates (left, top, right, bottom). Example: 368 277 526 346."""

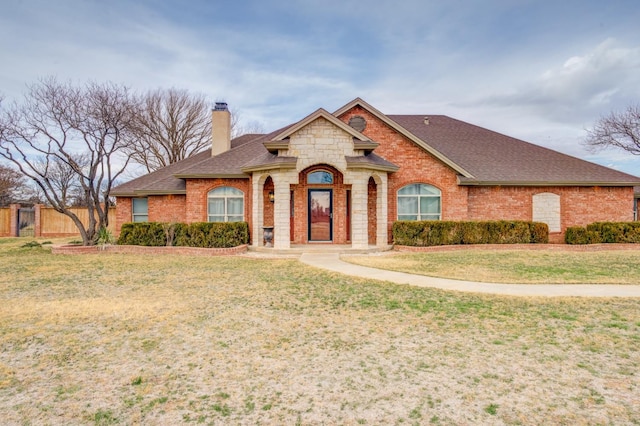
299 164 344 185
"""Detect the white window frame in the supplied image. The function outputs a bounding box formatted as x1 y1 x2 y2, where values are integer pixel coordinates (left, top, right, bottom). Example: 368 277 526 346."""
397 183 442 221
132 198 148 222
207 186 244 222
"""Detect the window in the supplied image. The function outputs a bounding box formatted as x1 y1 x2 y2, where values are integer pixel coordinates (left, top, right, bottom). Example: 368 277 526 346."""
132 198 148 222
307 170 333 184
397 184 441 220
208 187 244 222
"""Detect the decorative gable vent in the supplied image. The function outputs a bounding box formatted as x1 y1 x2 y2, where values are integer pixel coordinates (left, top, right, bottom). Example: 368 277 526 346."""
348 115 366 132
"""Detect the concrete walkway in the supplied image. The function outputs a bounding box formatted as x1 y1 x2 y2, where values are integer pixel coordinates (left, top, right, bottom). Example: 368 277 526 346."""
299 253 640 298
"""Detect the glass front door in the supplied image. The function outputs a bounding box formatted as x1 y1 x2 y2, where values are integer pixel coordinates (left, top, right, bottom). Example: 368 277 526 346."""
308 189 332 241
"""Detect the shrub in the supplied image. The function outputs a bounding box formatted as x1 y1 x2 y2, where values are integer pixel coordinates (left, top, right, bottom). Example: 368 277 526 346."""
118 222 166 246
586 222 640 243
564 226 602 244
392 220 548 247
118 221 249 248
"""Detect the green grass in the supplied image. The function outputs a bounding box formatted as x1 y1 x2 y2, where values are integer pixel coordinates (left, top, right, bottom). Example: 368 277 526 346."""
0 238 639 424
345 249 640 284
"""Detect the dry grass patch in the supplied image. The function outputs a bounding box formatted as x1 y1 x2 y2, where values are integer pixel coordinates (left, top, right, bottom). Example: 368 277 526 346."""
0 238 639 424
345 249 640 284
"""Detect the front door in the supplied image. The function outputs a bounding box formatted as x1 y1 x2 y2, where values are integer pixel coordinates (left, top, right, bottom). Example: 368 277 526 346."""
308 189 332 242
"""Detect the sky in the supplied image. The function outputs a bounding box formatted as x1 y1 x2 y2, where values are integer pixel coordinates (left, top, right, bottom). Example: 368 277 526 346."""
1 0 640 176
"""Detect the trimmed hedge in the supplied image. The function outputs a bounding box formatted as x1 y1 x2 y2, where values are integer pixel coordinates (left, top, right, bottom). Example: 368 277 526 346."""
117 222 249 248
392 220 549 247
566 222 640 244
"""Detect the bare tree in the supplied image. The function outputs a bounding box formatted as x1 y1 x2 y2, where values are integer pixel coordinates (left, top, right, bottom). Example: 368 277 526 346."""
229 106 265 138
585 105 640 155
0 78 136 245
32 155 86 207
125 88 212 173
0 163 27 206
124 91 266 172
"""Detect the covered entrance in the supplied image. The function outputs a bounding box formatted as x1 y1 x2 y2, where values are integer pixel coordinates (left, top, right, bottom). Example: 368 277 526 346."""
308 189 332 241
247 108 395 250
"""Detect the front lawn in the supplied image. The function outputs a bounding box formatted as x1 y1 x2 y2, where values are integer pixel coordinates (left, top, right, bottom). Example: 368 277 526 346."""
345 249 640 284
0 239 638 424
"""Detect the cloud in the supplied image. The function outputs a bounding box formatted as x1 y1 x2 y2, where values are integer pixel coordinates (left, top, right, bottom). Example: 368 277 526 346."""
467 39 640 124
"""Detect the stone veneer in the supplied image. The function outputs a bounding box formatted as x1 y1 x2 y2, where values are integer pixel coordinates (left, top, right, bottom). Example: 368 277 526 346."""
251 117 390 250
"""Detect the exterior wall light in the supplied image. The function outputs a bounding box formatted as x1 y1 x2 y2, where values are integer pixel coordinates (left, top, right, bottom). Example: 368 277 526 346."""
268 191 275 203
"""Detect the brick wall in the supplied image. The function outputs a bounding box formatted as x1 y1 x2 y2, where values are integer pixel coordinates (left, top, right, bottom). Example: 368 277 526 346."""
339 106 469 241
115 198 132 234
263 177 274 227
367 177 377 244
149 195 187 223
468 186 635 232
116 178 252 238
185 178 252 224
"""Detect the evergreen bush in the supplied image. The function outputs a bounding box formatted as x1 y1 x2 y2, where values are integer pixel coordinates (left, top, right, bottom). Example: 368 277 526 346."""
117 221 249 248
392 220 548 247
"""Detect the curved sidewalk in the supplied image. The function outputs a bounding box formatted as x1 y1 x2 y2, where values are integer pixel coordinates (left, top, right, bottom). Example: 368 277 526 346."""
299 253 640 298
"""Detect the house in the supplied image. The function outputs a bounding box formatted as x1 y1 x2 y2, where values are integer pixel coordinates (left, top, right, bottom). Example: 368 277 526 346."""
111 98 640 248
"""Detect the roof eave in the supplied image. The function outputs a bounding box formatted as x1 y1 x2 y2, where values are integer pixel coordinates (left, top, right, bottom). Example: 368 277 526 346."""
173 173 249 179
135 190 187 196
346 163 400 173
112 189 188 197
263 141 290 153
241 161 298 173
458 178 640 187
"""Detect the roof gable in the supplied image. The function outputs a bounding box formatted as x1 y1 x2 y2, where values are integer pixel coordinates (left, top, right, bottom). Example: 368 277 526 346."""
389 114 640 185
270 108 373 142
334 98 474 178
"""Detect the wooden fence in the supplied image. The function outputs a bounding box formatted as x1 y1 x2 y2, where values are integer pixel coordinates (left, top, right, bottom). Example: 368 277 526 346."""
0 204 115 237
0 208 10 237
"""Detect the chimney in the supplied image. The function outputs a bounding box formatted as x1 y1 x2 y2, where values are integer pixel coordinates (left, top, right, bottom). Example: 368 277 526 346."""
423 116 430 125
211 102 231 157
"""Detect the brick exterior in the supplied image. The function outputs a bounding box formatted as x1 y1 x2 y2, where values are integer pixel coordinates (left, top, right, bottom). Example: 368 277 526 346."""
116 178 252 238
368 177 377 244
339 106 469 241
115 104 637 245
467 186 635 231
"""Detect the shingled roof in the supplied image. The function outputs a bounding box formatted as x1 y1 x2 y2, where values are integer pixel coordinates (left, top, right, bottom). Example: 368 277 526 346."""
112 99 640 197
389 115 640 186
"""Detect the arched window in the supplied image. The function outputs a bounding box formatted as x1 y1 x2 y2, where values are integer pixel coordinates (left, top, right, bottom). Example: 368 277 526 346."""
307 170 333 184
397 183 441 220
208 187 244 222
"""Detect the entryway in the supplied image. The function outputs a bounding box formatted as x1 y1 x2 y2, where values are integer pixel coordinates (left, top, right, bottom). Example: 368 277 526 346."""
308 189 332 242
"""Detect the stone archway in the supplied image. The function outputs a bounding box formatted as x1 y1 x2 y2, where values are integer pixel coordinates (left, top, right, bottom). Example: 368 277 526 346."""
291 164 348 244
367 176 377 244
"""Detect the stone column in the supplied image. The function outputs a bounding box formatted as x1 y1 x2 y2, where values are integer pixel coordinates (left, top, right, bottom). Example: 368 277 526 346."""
251 175 264 247
376 175 389 247
350 178 369 249
272 176 291 250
